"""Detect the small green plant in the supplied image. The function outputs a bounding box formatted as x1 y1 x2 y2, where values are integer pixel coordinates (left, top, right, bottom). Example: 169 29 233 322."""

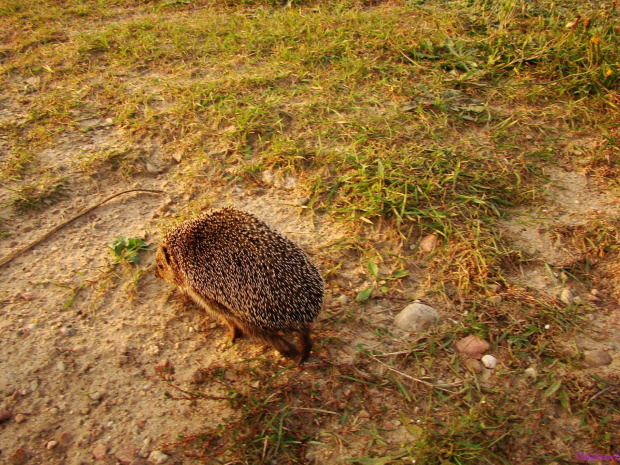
108 236 151 264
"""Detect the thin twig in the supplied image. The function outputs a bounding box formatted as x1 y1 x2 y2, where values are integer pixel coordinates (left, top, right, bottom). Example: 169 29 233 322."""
366 353 462 392
0 188 165 268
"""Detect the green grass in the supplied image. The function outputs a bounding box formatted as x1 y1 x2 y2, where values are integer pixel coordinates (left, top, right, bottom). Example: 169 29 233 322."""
1 0 619 463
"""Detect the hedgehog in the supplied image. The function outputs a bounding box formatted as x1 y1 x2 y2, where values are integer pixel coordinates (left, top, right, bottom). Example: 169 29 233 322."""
155 207 324 365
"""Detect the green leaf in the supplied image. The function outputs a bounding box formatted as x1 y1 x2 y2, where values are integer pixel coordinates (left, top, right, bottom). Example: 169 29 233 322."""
380 286 389 293
376 160 384 180
368 261 379 279
545 380 562 397
356 286 374 302
390 269 410 279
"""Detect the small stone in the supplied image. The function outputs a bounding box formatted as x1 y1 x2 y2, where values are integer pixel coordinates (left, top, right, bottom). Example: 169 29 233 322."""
337 295 349 306
81 408 90 415
93 444 108 460
190 370 205 385
145 163 161 175
172 152 183 163
250 381 260 389
394 303 439 333
560 288 574 305
455 335 490 355
584 349 612 367
57 431 73 445
587 294 601 302
481 355 497 369
89 391 104 402
487 283 501 293
148 450 169 464
155 359 173 374
486 295 502 305
419 234 438 253
8 447 27 465
465 359 483 374
524 367 537 379
147 345 160 356
298 197 310 206
14 413 27 423
60 327 75 336
116 444 136 464
46 441 58 450
262 170 275 185
0 410 12 422
56 361 66 371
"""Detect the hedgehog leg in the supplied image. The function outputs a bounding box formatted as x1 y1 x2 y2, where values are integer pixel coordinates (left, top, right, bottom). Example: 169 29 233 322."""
297 330 313 364
225 320 244 342
255 331 300 363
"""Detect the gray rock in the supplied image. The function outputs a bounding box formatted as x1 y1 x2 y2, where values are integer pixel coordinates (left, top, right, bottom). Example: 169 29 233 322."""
584 349 612 367
394 303 439 332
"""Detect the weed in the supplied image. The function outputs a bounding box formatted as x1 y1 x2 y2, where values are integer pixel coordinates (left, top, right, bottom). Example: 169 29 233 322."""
10 178 68 211
108 236 151 265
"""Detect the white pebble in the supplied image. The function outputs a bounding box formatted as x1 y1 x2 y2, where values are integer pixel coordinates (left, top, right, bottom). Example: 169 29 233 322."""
46 441 58 450
524 367 537 379
148 450 169 464
481 355 497 369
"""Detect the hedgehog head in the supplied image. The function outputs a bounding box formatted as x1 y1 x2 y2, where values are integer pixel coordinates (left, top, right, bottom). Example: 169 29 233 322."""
155 244 186 287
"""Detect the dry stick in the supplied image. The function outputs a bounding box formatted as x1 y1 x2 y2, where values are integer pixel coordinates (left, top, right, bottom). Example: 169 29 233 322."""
0 188 165 268
366 353 463 392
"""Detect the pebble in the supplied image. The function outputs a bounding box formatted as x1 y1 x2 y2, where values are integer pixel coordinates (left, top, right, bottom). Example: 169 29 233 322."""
394 303 439 333
481 355 497 369
89 391 104 402
190 370 205 385
139 438 151 458
60 327 75 336
145 163 161 175
147 345 160 356
419 234 438 253
337 295 349 306
155 359 172 373
465 359 483 374
46 441 58 450
486 295 502 305
56 361 66 371
14 413 27 423
487 283 501 293
57 431 73 445
148 450 170 464
115 444 136 464
584 349 612 367
524 367 537 379
455 335 490 356
560 288 574 305
93 444 108 460
298 197 310 206
0 410 12 422
8 447 27 465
